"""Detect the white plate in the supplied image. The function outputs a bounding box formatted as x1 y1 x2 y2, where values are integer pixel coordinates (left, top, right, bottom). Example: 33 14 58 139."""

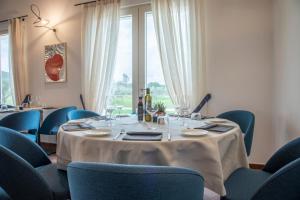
182 129 208 136
84 128 111 137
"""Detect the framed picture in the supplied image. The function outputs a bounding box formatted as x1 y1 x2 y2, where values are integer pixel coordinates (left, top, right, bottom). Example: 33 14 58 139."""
44 43 67 83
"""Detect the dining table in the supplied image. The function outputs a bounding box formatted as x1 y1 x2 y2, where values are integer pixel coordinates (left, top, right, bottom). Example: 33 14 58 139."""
56 116 249 196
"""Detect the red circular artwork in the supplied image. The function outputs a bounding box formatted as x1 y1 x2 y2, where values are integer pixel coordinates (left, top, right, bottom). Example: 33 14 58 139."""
45 54 64 81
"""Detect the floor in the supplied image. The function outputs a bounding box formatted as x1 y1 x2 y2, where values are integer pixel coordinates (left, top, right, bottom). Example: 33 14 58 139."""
49 154 220 200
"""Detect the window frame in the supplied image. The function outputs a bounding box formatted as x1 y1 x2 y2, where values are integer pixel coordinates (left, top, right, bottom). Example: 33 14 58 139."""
119 4 152 113
0 31 13 105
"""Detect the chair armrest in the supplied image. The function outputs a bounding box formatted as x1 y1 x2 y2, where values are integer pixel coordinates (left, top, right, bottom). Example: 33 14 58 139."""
263 137 300 173
252 158 300 199
0 146 53 200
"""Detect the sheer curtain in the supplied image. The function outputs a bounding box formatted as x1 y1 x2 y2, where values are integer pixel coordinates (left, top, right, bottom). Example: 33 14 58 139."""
81 0 120 112
8 18 28 105
151 0 206 111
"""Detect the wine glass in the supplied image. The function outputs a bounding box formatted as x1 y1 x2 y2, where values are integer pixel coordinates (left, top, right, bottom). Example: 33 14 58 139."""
116 105 123 119
178 95 190 127
146 107 158 122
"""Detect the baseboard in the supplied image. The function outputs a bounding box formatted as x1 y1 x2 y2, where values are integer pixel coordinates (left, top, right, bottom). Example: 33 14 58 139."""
250 163 265 169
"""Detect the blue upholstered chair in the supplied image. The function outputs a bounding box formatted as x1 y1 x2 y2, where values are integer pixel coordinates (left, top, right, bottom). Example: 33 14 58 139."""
68 162 204 200
67 110 99 121
0 187 10 200
0 110 41 143
39 106 77 136
0 127 69 200
223 137 300 200
217 110 255 156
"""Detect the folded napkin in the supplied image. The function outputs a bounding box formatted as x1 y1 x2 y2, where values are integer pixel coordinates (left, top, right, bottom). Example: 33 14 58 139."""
62 123 95 131
123 131 162 141
195 124 234 133
90 116 106 121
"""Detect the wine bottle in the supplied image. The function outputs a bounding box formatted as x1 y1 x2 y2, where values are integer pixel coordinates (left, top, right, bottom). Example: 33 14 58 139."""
144 88 152 122
137 96 144 121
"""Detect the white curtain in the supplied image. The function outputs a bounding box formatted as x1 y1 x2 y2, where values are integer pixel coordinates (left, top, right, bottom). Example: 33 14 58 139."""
81 0 120 112
8 18 28 105
151 0 206 111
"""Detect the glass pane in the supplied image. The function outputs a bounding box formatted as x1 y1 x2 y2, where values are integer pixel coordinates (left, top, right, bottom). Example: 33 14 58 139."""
0 34 14 105
145 12 173 112
110 15 133 114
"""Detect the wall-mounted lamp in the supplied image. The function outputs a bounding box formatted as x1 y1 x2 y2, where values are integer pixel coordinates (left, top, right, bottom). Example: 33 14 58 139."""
30 4 56 32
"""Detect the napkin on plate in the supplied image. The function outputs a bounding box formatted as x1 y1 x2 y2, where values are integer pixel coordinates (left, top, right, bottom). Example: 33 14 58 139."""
123 131 162 141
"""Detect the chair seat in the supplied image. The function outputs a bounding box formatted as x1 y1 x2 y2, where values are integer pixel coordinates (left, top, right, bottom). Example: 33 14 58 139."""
36 164 69 200
0 187 10 200
224 168 271 200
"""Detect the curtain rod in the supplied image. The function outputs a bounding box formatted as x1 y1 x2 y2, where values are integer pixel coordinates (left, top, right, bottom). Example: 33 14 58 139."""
74 0 143 7
74 0 96 6
0 15 28 24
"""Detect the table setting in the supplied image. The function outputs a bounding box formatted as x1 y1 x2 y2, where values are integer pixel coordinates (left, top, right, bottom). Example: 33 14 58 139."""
56 114 248 196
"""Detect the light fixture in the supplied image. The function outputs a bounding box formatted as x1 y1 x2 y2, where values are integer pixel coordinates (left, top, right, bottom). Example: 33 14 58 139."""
30 4 56 32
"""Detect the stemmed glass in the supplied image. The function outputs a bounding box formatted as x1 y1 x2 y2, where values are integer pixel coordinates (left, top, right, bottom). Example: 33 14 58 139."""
116 105 123 119
146 107 158 122
145 107 158 130
177 95 190 127
105 95 116 126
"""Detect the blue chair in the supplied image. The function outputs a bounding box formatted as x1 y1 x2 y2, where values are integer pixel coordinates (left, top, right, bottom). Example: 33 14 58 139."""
223 137 300 200
0 110 41 143
217 110 255 156
67 162 204 200
0 187 10 200
0 127 69 200
39 106 77 136
67 110 99 121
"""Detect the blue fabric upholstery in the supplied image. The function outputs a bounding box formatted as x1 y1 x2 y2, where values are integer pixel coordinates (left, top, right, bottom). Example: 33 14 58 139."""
39 106 77 135
0 110 41 143
224 137 300 200
36 164 70 200
68 162 204 200
0 187 10 200
252 158 300 200
0 127 50 167
263 137 300 173
217 110 255 156
224 168 271 200
0 145 53 200
0 145 70 200
67 110 99 120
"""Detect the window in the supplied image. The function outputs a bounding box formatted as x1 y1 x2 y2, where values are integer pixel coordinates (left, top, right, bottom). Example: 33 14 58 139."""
0 33 14 105
110 5 172 114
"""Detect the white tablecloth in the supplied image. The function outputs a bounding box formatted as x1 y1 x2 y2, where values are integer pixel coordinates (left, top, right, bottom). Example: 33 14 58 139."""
56 117 249 195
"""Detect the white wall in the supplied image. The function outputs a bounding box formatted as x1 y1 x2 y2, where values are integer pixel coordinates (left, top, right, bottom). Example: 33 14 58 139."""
204 0 274 163
0 0 278 163
272 0 300 149
0 0 83 107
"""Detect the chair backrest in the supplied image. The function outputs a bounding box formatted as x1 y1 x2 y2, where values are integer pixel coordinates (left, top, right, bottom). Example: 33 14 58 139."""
0 127 50 167
263 137 300 173
252 158 300 200
0 145 53 200
0 110 41 133
67 110 99 121
217 110 255 156
39 106 77 135
68 162 204 200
